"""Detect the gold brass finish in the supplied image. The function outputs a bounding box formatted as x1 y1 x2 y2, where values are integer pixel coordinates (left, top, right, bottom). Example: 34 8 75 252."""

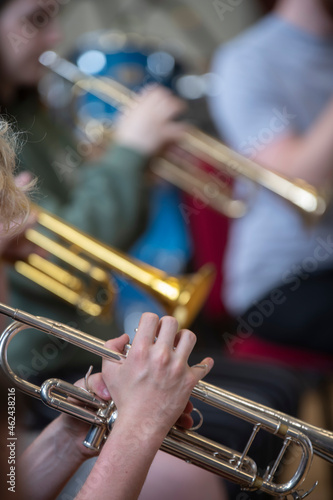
15 204 215 328
39 51 327 218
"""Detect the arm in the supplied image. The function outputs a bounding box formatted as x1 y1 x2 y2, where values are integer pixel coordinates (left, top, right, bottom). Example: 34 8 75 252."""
75 313 213 500
209 45 333 188
252 96 333 187
18 414 94 500
18 336 126 500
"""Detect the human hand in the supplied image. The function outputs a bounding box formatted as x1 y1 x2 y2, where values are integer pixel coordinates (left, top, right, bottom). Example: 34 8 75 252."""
113 85 188 156
102 313 213 443
57 315 212 459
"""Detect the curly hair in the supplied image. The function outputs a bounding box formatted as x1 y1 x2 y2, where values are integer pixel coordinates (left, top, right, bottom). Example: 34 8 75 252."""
0 120 33 234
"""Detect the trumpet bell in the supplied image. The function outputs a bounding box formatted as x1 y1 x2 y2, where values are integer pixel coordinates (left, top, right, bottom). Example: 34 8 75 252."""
13 205 215 329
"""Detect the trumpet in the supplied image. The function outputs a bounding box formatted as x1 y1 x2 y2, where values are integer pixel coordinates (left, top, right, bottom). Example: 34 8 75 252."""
39 51 327 218
14 204 215 329
0 302 332 498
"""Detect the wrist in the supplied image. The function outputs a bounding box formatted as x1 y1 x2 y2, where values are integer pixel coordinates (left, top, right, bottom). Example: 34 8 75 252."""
111 413 168 451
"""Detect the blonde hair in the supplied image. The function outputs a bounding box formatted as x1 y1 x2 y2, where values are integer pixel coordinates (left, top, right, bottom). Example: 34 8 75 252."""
0 120 33 234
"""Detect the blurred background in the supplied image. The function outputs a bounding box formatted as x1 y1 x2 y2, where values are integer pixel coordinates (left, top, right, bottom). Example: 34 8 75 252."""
6 2 332 498
59 0 266 69
49 0 274 160
54 5 332 498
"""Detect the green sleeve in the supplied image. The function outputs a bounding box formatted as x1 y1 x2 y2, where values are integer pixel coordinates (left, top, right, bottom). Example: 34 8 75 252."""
39 144 149 249
13 100 149 249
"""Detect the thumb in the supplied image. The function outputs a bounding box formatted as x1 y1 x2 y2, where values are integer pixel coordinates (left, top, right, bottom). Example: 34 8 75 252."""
15 171 33 188
191 357 214 383
104 333 130 355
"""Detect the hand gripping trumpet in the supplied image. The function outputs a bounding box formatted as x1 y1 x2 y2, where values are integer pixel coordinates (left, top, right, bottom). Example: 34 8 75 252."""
1 304 332 498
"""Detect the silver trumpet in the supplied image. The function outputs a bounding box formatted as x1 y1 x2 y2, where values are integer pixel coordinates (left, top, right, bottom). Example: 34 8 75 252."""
0 302 332 498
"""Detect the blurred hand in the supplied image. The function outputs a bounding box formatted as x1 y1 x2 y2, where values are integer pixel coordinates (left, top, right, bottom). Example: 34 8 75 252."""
114 85 188 156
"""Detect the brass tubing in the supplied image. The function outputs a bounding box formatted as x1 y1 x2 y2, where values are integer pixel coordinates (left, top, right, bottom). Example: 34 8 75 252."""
36 205 215 327
15 204 215 328
39 51 327 217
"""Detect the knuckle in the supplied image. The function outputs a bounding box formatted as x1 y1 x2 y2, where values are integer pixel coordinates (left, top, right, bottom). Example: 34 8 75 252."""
187 330 197 343
185 372 197 390
141 311 159 322
155 345 171 368
131 343 147 362
104 339 115 349
181 329 196 344
172 358 186 378
160 315 179 330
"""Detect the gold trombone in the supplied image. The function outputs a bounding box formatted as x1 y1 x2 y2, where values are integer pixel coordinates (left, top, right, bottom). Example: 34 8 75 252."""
14 204 215 329
0 302 332 498
39 51 327 218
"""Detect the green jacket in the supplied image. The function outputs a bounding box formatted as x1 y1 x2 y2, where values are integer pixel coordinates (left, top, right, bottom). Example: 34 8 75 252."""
7 96 149 378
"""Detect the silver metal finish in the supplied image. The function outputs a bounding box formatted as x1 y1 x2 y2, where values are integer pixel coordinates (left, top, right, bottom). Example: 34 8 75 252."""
0 302 332 497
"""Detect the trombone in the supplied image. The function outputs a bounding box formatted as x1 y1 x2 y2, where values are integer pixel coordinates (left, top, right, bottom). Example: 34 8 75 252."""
14 204 215 329
0 302 332 498
39 51 327 219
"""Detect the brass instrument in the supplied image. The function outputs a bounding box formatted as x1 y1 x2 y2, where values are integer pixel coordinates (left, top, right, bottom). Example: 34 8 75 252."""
15 204 215 329
39 51 327 218
0 302 332 498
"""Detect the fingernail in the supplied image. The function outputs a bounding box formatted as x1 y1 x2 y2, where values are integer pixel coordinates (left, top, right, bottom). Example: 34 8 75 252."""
102 388 111 399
